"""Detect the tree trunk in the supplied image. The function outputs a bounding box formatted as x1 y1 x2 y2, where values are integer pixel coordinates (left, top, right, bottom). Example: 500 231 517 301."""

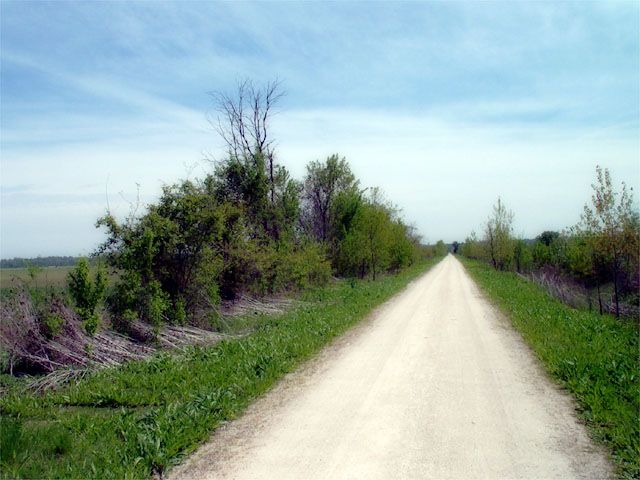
372 256 376 280
597 283 603 315
612 249 620 318
269 154 275 204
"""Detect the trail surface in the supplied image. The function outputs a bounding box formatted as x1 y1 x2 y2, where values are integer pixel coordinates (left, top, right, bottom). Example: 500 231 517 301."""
169 255 612 480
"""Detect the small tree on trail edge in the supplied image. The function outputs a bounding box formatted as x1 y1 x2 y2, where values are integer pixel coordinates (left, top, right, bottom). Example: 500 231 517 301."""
576 166 640 317
484 197 515 271
68 258 107 336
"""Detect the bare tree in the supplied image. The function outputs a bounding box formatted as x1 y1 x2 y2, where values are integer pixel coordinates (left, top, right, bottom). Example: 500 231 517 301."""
211 79 285 203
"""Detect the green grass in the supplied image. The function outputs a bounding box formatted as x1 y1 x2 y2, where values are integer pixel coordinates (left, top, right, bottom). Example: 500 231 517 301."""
0 257 442 479
0 267 74 290
460 257 639 479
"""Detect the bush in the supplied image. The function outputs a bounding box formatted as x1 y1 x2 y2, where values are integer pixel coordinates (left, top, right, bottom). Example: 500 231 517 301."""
250 241 331 295
68 258 106 336
98 180 224 325
41 313 66 339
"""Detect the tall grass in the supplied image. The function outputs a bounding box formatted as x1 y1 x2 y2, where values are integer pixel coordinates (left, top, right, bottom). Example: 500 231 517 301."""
0 257 441 479
460 257 639 479
0 267 73 290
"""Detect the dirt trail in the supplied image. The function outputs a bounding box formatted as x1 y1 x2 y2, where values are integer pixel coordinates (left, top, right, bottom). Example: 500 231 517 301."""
168 255 612 480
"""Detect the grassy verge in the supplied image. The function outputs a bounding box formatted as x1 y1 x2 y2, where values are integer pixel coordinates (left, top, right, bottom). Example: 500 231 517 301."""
459 257 639 479
0 257 441 479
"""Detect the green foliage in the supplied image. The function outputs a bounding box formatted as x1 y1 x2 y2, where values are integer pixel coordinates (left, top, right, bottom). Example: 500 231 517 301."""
513 238 532 273
388 221 416 270
460 230 482 260
536 230 560 247
68 259 106 336
484 197 514 270
1 256 79 269
25 261 44 288
98 180 225 324
170 297 187 326
0 258 441 479
334 187 425 280
250 241 331 295
301 154 358 244
433 240 447 257
212 153 299 242
574 166 640 317
461 168 639 318
461 258 639 478
40 313 65 339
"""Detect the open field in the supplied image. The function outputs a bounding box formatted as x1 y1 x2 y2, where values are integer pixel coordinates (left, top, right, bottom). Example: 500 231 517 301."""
0 266 74 290
460 257 639 479
0 257 442 479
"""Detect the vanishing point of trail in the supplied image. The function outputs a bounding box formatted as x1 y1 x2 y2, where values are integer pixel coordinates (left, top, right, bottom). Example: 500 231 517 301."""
170 255 612 480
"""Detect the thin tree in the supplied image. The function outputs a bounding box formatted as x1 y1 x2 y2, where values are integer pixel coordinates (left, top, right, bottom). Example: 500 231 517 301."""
578 166 639 317
484 197 514 271
210 79 284 204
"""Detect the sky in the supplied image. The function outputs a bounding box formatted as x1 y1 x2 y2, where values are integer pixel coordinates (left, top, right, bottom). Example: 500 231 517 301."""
1 1 639 258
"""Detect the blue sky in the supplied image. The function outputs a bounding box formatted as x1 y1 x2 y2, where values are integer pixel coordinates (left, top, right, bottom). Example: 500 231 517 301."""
1 1 638 258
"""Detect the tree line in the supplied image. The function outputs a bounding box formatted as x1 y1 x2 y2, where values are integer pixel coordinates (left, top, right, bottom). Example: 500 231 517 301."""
460 166 639 318
72 80 434 334
0 256 80 269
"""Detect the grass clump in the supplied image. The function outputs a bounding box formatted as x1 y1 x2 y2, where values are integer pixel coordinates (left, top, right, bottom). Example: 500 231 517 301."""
460 257 639 479
0 257 441 479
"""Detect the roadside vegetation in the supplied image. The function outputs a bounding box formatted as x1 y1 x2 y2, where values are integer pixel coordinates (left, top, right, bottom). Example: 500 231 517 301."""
0 80 438 379
0 258 441 479
0 80 445 478
460 258 639 478
460 166 639 319
457 167 639 478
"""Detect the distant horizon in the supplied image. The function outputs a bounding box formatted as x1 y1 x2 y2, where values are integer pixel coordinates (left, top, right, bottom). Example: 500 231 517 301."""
0 233 584 262
2 2 638 258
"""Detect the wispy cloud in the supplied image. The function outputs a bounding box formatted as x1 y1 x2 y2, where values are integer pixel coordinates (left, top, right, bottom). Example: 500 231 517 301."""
1 1 638 257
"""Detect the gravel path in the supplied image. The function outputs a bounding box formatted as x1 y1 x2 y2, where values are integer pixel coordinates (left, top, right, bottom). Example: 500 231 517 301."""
168 255 612 480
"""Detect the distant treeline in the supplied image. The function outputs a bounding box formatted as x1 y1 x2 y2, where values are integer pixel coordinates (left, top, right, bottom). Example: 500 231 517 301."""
458 166 639 318
0 256 80 268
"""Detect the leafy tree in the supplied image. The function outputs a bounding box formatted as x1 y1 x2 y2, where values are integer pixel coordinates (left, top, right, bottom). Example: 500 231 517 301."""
433 240 447 257
301 154 357 243
461 231 482 259
565 234 608 313
513 238 532 273
335 189 397 279
536 230 560 246
361 203 392 280
575 166 640 317
388 221 417 271
213 153 299 242
484 197 514 271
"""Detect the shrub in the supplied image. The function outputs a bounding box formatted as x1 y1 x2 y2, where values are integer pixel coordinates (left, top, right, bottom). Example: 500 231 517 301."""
68 258 106 336
97 180 224 324
41 313 66 339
